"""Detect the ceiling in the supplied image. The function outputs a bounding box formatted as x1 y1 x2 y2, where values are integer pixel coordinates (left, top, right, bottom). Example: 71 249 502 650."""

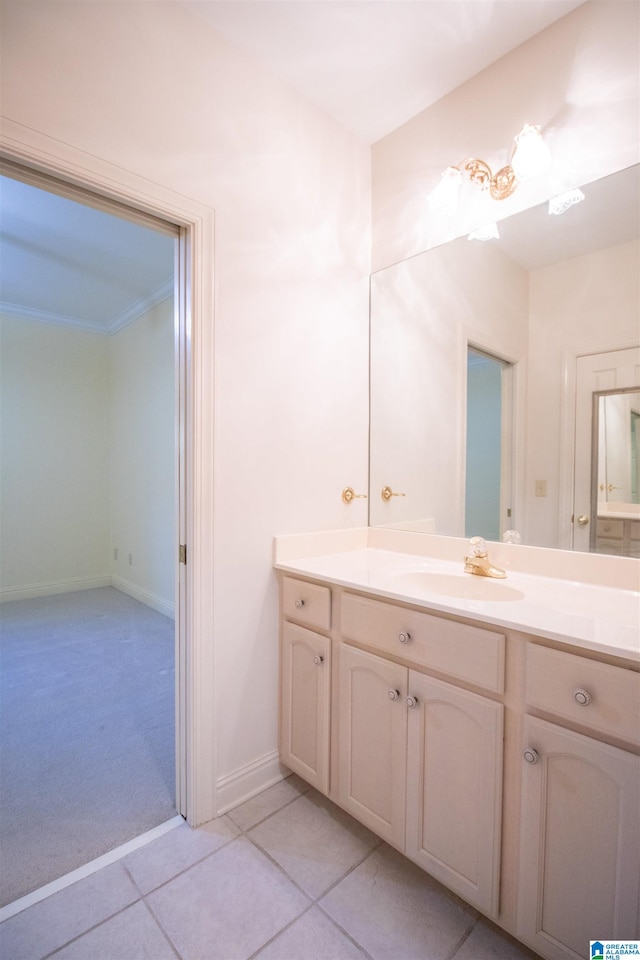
182 0 586 144
0 176 175 334
4 0 633 332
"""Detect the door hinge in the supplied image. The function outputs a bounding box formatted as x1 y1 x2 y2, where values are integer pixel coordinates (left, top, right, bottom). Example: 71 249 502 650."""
179 544 187 565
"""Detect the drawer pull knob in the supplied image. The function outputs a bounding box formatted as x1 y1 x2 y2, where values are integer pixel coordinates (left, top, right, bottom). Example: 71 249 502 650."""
388 689 400 701
406 696 418 709
398 631 411 644
523 747 539 764
313 655 324 665
573 688 592 706
294 599 305 608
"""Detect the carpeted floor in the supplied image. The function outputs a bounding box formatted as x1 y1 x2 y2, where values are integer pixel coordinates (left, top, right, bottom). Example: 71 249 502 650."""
0 587 176 907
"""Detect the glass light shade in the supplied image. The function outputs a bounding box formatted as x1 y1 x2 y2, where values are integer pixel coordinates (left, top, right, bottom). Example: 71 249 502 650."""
468 222 500 241
511 124 551 181
428 166 462 215
548 187 585 215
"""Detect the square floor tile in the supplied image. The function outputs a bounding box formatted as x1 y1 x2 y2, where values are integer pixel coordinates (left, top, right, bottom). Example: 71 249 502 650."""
453 919 543 960
0 863 139 960
48 901 177 959
249 791 380 899
123 817 239 893
320 844 477 960
227 774 310 832
147 836 309 960
254 906 368 960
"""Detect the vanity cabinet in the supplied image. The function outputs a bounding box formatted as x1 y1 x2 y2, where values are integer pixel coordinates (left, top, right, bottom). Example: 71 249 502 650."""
595 516 640 557
517 716 640 960
336 642 503 914
280 622 331 792
279 577 332 793
337 643 407 849
278 570 640 960
404 670 503 916
517 643 640 960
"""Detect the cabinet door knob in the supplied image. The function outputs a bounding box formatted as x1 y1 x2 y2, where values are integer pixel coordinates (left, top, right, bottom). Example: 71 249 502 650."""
313 655 324 665
294 599 305 608
406 696 418 709
523 747 539 764
388 689 400 701
398 631 411 644
573 688 592 706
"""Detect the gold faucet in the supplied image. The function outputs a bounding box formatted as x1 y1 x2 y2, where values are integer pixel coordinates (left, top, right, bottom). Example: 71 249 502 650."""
464 537 506 578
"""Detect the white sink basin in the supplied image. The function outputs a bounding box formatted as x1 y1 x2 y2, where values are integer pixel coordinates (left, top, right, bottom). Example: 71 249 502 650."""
392 570 525 602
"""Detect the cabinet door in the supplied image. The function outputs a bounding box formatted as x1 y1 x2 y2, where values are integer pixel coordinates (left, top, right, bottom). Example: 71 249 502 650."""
337 644 407 848
517 716 640 960
280 622 331 793
405 672 503 917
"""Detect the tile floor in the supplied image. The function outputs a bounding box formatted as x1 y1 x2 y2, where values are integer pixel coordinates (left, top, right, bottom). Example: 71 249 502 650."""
0 775 543 960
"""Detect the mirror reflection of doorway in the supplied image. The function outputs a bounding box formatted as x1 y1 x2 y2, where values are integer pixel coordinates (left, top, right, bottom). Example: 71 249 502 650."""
465 347 514 542
591 387 640 556
573 346 640 555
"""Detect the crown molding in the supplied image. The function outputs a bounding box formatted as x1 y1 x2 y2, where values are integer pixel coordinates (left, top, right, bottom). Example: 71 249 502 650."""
0 301 107 334
0 277 173 336
106 277 173 334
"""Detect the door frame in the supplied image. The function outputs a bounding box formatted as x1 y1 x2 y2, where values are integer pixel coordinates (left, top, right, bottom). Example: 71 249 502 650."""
0 119 217 826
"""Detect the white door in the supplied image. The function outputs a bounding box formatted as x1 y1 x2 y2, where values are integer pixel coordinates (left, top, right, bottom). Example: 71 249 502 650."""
572 347 640 551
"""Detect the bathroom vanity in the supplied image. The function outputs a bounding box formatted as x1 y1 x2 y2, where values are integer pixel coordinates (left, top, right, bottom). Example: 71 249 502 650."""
275 530 640 960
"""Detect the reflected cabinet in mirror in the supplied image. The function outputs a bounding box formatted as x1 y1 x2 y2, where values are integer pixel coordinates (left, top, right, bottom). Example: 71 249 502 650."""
369 164 640 554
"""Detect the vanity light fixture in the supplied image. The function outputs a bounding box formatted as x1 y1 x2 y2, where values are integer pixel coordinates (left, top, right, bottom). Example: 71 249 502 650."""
429 124 551 215
548 187 585 215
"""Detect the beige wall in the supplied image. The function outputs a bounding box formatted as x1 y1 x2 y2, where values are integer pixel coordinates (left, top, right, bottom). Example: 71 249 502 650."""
0 303 176 612
0 315 111 595
372 1 640 270
109 299 175 615
0 1 371 792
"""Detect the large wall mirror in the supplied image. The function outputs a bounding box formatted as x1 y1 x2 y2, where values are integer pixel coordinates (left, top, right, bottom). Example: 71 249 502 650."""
369 164 640 555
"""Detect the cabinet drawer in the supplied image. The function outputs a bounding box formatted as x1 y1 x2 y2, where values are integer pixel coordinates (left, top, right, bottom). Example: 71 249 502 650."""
630 520 640 541
525 644 640 746
282 576 331 631
340 593 504 693
596 518 624 539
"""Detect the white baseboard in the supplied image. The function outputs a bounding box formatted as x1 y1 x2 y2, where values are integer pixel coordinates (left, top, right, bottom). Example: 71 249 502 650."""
216 750 291 816
0 576 112 603
111 575 175 619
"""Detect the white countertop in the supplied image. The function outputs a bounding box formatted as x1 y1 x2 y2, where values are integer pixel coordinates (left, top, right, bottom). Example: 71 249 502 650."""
275 547 640 663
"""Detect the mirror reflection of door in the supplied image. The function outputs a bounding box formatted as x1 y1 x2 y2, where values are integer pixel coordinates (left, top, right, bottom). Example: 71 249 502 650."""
465 347 513 541
592 388 640 556
573 346 640 555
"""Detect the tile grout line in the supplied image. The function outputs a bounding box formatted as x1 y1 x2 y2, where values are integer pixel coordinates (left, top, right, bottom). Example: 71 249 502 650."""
140 895 184 960
443 914 480 960
0 815 184 923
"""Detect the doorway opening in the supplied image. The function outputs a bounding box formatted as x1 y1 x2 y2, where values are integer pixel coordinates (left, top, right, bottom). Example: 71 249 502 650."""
0 165 186 906
465 346 514 541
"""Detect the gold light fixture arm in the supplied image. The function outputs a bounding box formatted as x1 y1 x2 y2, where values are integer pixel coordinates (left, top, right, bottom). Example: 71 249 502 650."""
462 158 517 201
